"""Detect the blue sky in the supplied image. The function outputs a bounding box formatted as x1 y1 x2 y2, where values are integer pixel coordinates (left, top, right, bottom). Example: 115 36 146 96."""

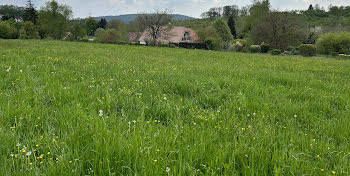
1 0 350 18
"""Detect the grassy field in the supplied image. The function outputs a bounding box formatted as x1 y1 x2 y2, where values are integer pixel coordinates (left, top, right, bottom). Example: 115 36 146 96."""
0 39 350 175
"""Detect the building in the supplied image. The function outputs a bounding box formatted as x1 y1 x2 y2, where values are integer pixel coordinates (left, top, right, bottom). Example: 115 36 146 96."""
138 26 198 45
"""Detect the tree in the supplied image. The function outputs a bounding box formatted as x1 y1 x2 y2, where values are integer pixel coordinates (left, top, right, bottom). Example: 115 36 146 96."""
97 18 107 29
241 0 270 38
24 0 38 24
85 17 98 36
223 5 239 19
96 28 118 43
106 20 128 41
38 0 72 39
308 4 314 11
227 15 236 39
0 5 26 20
135 10 173 41
20 21 40 39
252 11 307 50
0 21 17 39
70 23 86 40
213 18 233 43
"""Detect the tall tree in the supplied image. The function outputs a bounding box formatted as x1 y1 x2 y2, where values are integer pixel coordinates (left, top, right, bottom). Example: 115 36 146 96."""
308 4 314 11
97 18 107 29
213 18 233 43
85 17 98 36
24 0 38 24
252 11 307 49
38 0 72 39
227 15 236 39
135 10 173 41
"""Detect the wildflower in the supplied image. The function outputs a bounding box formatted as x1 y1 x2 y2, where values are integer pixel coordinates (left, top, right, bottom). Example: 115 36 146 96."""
63 87 67 90
132 120 136 124
163 97 167 100
19 70 23 73
332 171 336 174
6 66 11 72
317 155 320 158
39 154 44 159
166 167 170 173
253 112 256 116
153 159 158 162
22 149 27 153
36 144 39 147
10 153 14 157
26 151 32 157
321 169 324 172
99 110 103 117
69 161 73 163
29 163 32 165
247 114 250 117
47 152 51 155
156 149 160 152
313 139 316 142
294 115 297 118
16 143 21 147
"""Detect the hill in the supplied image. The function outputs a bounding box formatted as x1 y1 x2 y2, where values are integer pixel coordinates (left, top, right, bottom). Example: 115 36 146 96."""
1 40 350 175
94 14 195 23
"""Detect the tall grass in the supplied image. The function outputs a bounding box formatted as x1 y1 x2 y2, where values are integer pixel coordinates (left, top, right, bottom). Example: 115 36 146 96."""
0 39 349 175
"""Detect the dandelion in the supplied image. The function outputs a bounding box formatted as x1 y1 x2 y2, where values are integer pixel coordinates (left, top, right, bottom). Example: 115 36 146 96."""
153 159 158 162
26 151 32 157
332 171 336 174
47 152 51 155
6 66 11 72
99 110 103 117
36 144 39 147
29 163 32 165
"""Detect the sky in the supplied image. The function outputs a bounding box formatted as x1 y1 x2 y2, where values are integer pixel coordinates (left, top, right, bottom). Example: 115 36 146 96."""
1 0 350 18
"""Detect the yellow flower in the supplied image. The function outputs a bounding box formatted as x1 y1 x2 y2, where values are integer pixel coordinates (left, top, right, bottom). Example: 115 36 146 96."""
39 154 44 159
156 149 160 152
29 163 32 165
321 169 324 172
36 144 39 147
332 171 336 174
69 161 73 163
22 149 26 153
47 152 51 155
153 160 158 162
313 139 316 142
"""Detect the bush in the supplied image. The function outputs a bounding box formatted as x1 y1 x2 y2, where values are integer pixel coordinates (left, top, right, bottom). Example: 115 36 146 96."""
96 29 118 44
316 32 350 55
160 43 169 47
292 47 300 55
250 45 261 53
300 44 317 57
213 18 233 43
269 49 282 55
20 22 40 39
260 43 271 53
232 39 247 52
0 21 17 39
204 37 218 50
330 52 339 57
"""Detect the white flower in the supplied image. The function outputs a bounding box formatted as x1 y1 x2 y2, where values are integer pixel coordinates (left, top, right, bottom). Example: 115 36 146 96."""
253 112 256 116
16 143 21 147
26 151 32 156
63 87 67 90
294 114 297 118
6 66 11 72
132 120 136 124
247 114 250 117
19 70 23 73
163 97 167 100
99 110 103 117
166 167 170 173
10 153 14 157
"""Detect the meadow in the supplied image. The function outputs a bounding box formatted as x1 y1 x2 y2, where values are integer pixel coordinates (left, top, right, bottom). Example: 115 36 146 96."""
0 39 350 175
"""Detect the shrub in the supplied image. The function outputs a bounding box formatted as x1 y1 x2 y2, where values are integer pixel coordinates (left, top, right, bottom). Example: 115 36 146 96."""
269 49 282 55
292 47 300 55
213 18 233 43
250 45 261 53
260 43 271 53
316 32 350 55
0 21 17 39
204 37 217 50
330 52 339 57
300 44 317 57
20 22 40 39
96 29 118 44
160 43 169 47
232 39 247 52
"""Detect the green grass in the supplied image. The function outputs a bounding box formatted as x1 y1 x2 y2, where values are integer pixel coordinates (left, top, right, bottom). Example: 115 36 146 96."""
0 39 350 175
